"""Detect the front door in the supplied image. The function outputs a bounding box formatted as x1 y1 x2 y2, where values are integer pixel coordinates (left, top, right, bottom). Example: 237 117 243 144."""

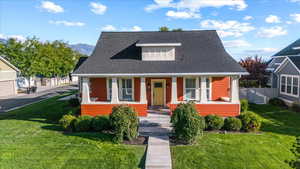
152 80 165 106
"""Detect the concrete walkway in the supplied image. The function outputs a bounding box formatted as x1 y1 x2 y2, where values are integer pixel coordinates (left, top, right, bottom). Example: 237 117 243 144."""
139 110 172 169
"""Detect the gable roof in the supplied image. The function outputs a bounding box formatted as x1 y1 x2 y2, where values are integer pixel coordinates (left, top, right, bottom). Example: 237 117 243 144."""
274 38 300 56
288 56 300 71
73 30 247 76
0 56 20 72
73 56 88 73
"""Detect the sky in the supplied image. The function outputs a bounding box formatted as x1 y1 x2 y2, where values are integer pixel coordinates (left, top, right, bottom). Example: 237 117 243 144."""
0 0 300 60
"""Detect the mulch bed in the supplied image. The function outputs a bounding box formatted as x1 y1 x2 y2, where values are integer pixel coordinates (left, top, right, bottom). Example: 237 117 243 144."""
123 136 148 145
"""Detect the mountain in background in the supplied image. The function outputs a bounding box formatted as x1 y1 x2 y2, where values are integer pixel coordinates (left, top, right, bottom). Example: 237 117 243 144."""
0 38 7 43
69 43 94 56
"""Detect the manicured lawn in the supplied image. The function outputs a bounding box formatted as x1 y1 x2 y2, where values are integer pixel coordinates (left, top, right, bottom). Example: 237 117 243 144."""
0 95 145 169
171 104 300 169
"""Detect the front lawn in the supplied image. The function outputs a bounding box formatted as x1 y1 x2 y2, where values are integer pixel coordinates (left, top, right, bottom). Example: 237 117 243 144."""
171 104 300 169
0 95 145 169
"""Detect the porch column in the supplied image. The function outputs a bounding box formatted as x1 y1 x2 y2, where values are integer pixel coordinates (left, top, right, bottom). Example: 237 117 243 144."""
171 77 177 103
200 76 207 103
82 77 90 103
195 77 200 101
231 76 240 103
111 77 119 103
140 77 147 104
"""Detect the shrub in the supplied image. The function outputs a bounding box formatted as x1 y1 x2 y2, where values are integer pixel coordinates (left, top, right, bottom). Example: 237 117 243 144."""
69 98 80 107
292 102 300 113
239 112 261 132
59 114 76 131
240 99 249 113
205 115 224 130
171 102 205 144
73 115 93 132
109 105 139 143
92 116 110 132
223 117 242 131
268 98 286 107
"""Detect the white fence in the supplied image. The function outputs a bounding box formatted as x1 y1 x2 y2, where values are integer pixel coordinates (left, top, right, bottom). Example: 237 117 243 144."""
240 88 278 104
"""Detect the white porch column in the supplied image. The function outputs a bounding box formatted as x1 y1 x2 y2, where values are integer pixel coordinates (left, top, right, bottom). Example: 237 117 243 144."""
82 77 90 103
200 76 208 103
111 77 119 103
171 77 177 103
195 77 200 101
140 77 147 103
231 76 240 103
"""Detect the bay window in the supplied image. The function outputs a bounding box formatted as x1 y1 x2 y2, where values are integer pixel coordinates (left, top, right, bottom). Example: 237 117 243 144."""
280 75 299 97
185 78 196 100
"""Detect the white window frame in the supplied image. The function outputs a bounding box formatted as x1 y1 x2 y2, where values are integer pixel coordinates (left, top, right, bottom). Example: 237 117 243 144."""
280 74 299 98
183 77 198 101
206 77 212 101
106 78 112 100
118 77 134 101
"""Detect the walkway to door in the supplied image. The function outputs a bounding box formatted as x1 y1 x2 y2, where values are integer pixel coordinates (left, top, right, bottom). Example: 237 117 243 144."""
139 109 172 169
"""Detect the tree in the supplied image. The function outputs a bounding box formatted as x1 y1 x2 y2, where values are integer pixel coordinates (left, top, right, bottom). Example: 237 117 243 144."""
159 26 169 32
239 56 268 88
172 28 183 32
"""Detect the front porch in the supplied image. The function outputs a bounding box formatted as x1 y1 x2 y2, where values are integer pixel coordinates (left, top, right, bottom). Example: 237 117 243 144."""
80 75 241 117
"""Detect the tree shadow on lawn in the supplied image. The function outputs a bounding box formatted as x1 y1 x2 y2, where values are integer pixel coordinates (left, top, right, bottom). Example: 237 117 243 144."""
249 104 300 137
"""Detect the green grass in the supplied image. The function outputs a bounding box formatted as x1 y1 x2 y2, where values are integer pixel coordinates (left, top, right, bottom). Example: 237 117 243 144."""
0 95 145 169
171 104 300 169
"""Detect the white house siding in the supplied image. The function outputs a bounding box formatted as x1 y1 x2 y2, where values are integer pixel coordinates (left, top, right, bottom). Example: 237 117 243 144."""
0 80 17 97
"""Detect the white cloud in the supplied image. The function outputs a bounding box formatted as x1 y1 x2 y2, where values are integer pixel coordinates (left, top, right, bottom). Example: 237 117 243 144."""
290 13 300 23
245 48 278 53
0 34 26 42
90 2 107 15
243 16 253 21
166 10 200 19
49 20 85 27
223 40 251 48
40 1 64 13
257 26 287 38
101 25 117 31
131 26 142 31
289 0 300 3
200 19 255 38
265 15 281 23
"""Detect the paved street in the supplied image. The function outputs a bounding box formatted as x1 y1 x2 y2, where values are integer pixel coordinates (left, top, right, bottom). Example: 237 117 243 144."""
0 85 78 112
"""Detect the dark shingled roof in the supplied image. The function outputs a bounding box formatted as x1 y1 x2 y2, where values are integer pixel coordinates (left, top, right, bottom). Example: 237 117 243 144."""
73 57 88 72
274 38 300 56
73 31 247 75
288 56 300 70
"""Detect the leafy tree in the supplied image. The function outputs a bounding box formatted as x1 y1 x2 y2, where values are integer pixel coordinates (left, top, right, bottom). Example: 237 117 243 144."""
172 28 183 31
239 56 268 88
159 26 169 32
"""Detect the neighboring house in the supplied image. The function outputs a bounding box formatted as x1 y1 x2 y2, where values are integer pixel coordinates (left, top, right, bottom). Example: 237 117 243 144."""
267 38 300 103
72 31 248 117
0 56 19 97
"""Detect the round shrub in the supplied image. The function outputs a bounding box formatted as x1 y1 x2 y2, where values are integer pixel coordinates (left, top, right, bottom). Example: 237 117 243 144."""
223 117 242 131
240 99 249 112
205 115 224 130
239 112 261 132
59 114 76 131
171 102 205 144
74 115 93 132
268 98 286 107
109 105 139 143
92 116 110 131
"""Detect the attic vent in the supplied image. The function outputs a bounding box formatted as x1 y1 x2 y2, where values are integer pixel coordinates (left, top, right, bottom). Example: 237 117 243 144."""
136 43 181 61
293 46 300 50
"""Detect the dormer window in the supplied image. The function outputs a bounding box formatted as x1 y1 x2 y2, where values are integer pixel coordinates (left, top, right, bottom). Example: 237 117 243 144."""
293 46 300 50
136 43 181 61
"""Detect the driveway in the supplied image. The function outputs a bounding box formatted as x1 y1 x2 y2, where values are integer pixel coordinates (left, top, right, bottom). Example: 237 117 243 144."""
0 85 78 112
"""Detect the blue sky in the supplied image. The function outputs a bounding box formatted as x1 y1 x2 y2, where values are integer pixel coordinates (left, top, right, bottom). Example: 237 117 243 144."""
1 0 300 60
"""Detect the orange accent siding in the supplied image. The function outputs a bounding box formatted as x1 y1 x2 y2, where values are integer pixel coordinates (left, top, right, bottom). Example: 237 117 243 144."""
212 77 230 101
81 104 148 117
177 77 184 101
134 78 140 102
90 78 107 101
168 103 239 117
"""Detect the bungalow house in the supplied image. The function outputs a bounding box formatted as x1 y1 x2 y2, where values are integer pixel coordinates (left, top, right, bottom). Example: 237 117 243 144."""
72 31 248 117
0 56 19 97
267 38 300 104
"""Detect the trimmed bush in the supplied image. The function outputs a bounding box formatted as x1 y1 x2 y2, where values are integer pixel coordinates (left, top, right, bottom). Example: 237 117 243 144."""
292 102 300 113
171 102 205 144
205 115 224 130
239 112 261 132
240 99 249 113
74 115 93 132
109 105 139 143
269 98 286 107
223 117 242 131
92 116 110 132
59 114 76 131
69 98 80 107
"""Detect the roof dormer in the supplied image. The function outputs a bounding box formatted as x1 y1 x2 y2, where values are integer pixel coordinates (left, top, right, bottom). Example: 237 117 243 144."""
136 43 181 61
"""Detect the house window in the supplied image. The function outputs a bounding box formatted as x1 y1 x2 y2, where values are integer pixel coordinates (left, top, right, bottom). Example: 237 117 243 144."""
119 78 134 101
206 78 211 100
141 47 175 61
185 78 196 100
280 75 299 97
107 78 112 100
